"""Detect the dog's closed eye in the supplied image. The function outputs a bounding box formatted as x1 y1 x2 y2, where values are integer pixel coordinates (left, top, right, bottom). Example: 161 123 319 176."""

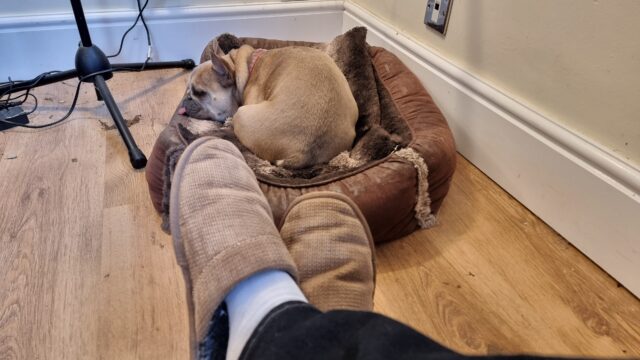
192 87 206 98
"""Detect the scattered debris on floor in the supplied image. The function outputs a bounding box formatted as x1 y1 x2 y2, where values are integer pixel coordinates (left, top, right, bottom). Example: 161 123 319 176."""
442 281 463 290
71 158 78 163
44 97 53 102
6 155 17 160
98 114 142 131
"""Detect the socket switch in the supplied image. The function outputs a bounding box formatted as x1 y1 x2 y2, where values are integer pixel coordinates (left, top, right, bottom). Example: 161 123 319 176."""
424 0 453 35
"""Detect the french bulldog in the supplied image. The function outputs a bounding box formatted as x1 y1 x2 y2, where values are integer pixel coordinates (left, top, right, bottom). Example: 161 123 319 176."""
182 44 358 169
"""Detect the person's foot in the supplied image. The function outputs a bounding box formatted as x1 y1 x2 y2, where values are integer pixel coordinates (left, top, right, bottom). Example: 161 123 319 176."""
279 191 376 311
169 137 298 357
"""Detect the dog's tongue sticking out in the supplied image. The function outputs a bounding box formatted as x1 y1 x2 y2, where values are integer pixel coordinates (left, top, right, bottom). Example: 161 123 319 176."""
178 107 187 115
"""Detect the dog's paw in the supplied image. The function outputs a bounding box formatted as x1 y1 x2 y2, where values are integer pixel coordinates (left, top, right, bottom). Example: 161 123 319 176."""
190 119 220 134
177 123 198 143
178 120 221 143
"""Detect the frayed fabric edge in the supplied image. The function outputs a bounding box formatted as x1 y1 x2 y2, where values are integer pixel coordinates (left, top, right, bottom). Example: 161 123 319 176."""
395 148 437 229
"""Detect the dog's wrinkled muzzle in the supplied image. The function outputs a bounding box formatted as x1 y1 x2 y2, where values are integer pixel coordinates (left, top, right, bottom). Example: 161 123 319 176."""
179 97 211 120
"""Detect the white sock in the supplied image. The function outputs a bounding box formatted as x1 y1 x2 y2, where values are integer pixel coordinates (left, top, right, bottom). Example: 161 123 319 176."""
224 270 307 360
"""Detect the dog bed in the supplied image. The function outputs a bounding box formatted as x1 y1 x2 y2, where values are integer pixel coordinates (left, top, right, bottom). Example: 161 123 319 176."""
145 28 456 243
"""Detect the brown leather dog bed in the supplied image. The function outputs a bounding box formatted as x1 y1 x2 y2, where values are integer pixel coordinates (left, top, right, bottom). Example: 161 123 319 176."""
145 28 456 243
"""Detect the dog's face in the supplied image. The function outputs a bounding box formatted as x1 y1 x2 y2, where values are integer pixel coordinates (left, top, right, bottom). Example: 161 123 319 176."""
186 56 239 122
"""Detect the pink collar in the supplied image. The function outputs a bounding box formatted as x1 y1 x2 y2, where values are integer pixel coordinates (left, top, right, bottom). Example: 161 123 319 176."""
248 49 267 79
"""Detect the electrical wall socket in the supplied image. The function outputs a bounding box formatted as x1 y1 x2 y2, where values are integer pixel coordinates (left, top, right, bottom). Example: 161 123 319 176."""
424 0 453 35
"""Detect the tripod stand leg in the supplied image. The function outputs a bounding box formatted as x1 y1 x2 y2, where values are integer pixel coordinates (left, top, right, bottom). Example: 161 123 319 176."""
93 75 147 169
95 87 103 101
112 59 196 71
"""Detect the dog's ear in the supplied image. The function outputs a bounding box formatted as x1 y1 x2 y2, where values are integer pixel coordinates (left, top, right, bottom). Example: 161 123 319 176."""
211 42 227 57
210 55 228 76
210 55 234 87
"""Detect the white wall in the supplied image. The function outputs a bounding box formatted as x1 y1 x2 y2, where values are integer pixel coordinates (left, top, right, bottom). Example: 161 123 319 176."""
347 0 640 169
343 2 640 297
0 0 328 80
1 0 302 17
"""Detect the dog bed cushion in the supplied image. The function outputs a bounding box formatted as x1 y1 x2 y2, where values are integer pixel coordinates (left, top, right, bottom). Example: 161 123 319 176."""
145 28 456 243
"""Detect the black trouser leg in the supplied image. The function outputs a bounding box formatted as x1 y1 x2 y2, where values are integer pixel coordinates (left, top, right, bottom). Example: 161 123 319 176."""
239 302 589 360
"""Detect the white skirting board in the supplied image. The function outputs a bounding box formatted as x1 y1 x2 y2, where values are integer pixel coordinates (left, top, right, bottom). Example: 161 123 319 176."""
342 2 640 296
2 0 639 296
0 1 344 80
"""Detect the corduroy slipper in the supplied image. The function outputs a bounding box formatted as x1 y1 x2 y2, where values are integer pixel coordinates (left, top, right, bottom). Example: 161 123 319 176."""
279 191 375 312
169 137 298 358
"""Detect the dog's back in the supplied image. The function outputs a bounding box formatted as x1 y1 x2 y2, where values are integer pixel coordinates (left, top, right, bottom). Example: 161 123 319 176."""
233 47 358 169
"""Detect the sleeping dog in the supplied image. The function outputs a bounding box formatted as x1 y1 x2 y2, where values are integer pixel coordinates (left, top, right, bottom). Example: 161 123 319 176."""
181 44 358 169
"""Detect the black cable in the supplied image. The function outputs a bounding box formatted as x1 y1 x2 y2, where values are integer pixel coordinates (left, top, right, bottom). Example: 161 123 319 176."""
17 93 39 118
1 88 32 109
0 71 60 109
138 0 151 48
136 0 152 71
0 67 147 129
107 0 151 60
0 82 81 129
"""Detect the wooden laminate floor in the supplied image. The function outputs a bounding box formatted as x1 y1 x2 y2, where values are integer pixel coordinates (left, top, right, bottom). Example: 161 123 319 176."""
0 69 638 359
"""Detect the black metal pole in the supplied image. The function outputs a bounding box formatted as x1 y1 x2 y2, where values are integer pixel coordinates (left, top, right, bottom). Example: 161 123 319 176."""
70 0 93 47
93 75 147 169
